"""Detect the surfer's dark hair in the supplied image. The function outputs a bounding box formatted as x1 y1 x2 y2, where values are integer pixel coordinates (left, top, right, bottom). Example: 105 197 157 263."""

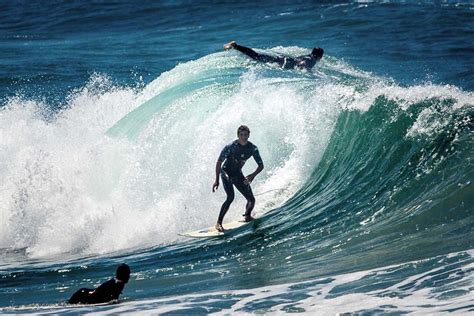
116 263 131 283
237 125 250 135
311 47 324 58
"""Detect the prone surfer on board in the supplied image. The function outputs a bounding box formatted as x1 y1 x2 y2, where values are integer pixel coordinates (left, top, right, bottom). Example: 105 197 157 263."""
223 41 324 70
213 125 264 232
68 263 130 305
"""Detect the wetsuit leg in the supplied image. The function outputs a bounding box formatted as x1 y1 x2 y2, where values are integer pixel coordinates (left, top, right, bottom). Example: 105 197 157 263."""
217 170 235 224
234 44 284 65
232 174 256 218
68 288 95 304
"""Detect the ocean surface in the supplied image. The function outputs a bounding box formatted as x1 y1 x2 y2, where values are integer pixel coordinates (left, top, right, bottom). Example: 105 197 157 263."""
1 0 473 314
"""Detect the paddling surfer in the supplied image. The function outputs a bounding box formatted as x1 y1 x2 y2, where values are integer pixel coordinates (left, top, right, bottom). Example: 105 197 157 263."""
223 41 324 70
68 263 130 305
212 125 264 232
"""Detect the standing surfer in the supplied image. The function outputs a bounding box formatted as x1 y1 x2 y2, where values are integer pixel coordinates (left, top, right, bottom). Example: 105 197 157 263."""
212 125 264 232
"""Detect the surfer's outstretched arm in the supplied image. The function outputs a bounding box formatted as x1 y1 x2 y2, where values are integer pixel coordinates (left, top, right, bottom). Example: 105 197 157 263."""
233 44 260 60
224 41 280 64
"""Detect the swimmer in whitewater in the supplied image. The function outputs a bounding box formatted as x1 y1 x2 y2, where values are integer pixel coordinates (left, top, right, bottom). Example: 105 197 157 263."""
224 41 324 70
68 263 130 305
212 125 264 232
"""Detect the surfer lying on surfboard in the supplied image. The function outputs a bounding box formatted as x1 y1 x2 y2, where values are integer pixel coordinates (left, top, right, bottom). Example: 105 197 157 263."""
68 263 130 305
212 125 264 232
224 41 324 70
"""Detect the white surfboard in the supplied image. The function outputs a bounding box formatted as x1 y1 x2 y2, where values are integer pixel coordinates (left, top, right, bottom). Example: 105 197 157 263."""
179 220 252 238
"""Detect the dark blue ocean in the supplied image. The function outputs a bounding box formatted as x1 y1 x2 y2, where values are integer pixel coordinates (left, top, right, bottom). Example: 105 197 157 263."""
1 1 473 314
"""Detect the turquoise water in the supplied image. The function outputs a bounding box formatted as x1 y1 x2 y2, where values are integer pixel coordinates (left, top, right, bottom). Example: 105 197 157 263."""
1 1 473 314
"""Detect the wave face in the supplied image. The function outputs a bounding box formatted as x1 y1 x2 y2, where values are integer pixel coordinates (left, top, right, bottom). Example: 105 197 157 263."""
271 82 473 277
0 49 343 257
1 48 473 312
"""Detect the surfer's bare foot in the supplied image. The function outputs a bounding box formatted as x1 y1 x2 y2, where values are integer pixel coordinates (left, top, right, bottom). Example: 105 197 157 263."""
215 223 225 232
223 41 236 50
243 215 255 222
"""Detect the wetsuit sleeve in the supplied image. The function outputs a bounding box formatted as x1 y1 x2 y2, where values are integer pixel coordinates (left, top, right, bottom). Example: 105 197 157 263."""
218 144 231 162
253 146 263 166
234 44 260 60
234 44 282 65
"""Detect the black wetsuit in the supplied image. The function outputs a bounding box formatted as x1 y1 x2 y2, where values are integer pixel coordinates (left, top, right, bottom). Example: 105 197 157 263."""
68 278 124 304
233 44 317 70
217 140 263 223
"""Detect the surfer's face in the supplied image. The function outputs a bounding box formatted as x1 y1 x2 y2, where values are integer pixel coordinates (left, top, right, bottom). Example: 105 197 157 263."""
238 131 249 144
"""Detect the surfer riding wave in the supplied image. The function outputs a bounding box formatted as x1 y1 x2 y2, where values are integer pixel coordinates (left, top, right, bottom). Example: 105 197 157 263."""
212 125 264 232
224 41 324 70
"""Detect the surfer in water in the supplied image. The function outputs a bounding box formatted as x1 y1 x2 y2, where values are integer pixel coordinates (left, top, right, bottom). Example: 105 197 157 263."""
224 41 324 70
68 263 131 305
213 125 264 232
